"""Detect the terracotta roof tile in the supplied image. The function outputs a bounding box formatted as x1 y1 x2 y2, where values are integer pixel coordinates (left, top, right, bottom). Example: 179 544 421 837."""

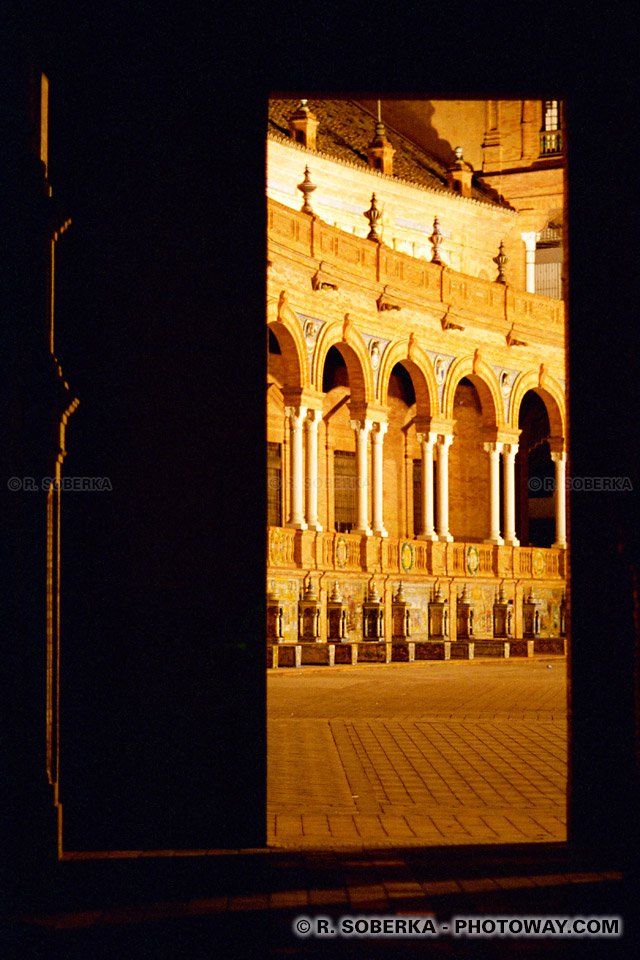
268 99 510 208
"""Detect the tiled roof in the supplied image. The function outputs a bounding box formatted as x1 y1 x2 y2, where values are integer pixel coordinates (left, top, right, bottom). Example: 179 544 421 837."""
268 99 511 209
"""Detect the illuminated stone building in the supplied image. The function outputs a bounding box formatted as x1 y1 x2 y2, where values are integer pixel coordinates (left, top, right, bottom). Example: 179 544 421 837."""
266 98 568 660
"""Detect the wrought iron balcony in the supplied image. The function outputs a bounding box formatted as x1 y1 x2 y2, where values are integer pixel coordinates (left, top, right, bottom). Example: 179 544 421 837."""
540 131 562 156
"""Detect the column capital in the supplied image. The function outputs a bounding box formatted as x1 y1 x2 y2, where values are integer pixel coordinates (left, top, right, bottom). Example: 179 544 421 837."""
548 435 566 455
550 450 567 464
285 405 307 424
502 442 518 458
305 407 323 427
350 418 373 436
371 421 388 439
417 431 437 446
484 440 504 455
436 434 454 449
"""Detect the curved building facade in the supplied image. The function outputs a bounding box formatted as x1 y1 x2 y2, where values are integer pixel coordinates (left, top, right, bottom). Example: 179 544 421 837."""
266 98 567 660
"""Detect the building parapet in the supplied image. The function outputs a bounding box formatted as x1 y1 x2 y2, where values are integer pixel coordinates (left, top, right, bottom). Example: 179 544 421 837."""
268 199 564 338
267 527 566 580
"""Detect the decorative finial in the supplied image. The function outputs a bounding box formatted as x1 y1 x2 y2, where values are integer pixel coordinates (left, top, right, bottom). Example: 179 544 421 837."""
297 165 317 215
454 146 464 161
374 120 387 141
373 101 387 139
429 217 445 264
459 584 469 603
493 240 508 284
364 192 383 241
395 582 406 603
330 581 342 602
303 579 317 600
369 581 380 602
498 583 507 603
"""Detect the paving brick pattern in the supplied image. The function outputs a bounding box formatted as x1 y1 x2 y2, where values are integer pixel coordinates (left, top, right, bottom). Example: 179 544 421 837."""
268 659 567 847
18 657 618 957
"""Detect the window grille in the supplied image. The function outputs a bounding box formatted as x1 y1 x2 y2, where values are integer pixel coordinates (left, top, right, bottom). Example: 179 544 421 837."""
535 261 562 299
540 100 562 155
267 441 282 527
535 223 562 299
334 450 356 532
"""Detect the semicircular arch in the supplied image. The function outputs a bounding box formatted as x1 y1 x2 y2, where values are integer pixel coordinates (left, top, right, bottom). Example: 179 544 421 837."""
509 370 566 440
266 297 309 392
313 321 374 407
442 355 504 428
377 340 438 421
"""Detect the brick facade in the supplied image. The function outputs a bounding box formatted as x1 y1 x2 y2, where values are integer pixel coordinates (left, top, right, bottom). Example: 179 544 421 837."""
267 98 567 650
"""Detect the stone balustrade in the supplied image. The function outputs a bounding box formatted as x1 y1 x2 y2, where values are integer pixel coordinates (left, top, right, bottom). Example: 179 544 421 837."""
267 527 565 580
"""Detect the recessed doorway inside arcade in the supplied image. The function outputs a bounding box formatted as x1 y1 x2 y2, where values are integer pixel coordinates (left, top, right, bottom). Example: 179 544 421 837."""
266 330 569 849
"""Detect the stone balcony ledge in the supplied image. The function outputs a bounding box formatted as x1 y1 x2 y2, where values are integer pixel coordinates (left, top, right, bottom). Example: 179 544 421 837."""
267 527 566 580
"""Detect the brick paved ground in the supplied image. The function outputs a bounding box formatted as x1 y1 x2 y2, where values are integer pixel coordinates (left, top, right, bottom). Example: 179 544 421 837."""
268 658 568 848
13 658 632 958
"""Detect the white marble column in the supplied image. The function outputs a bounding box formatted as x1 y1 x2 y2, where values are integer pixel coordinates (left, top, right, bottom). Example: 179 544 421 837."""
350 419 372 535
417 432 437 540
521 231 537 294
502 442 519 545
551 451 567 548
371 422 388 537
285 406 307 529
305 409 323 531
484 441 504 544
436 434 454 542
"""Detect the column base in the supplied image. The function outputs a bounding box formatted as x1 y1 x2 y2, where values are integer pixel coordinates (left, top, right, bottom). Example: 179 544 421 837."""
552 540 567 549
417 532 438 541
438 533 454 542
306 522 323 532
484 536 504 545
287 521 308 530
352 527 372 536
503 536 520 546
372 528 388 538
